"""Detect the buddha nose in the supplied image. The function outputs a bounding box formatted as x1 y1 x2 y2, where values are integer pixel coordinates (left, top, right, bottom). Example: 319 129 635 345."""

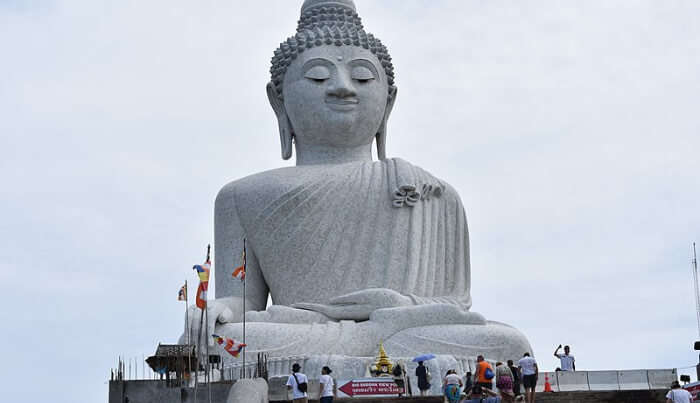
327 73 357 98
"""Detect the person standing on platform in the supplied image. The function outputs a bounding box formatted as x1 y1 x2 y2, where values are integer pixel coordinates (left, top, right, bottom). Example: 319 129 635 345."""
518 353 538 403
495 362 515 402
553 344 576 371
443 369 463 403
319 366 335 403
475 355 495 390
464 371 473 393
286 363 309 403
415 361 431 396
666 380 693 403
507 360 520 396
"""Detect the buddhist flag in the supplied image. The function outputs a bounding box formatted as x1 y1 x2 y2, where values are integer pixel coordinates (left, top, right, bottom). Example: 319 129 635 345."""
177 283 187 301
195 281 208 309
193 261 211 283
212 334 247 358
193 252 211 310
232 239 246 282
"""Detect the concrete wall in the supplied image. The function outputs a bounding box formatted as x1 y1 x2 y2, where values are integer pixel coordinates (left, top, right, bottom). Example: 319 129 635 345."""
530 390 669 403
276 391 669 402
110 381 670 403
109 381 232 403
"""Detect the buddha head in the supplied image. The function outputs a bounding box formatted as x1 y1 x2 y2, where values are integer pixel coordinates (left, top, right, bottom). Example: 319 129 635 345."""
268 0 397 161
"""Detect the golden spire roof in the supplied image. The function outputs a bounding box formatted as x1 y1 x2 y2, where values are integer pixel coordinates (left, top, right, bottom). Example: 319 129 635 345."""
373 341 393 373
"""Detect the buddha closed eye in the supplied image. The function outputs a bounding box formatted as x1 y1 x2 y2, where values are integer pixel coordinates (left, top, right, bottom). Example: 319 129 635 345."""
302 58 378 85
352 65 376 83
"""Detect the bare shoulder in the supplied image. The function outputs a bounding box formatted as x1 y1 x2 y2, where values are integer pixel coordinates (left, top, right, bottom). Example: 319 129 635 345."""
215 167 302 212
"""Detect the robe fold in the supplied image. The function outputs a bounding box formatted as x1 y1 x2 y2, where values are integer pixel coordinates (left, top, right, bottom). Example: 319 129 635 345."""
229 158 472 308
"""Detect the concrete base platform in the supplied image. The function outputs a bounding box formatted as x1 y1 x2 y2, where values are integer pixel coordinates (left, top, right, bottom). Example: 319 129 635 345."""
109 381 670 403
272 391 669 403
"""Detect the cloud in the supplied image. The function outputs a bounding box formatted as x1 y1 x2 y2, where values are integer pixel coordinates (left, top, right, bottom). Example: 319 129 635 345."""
1 1 699 401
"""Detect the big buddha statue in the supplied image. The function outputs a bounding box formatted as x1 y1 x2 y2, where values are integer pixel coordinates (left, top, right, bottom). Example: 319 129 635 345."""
183 0 531 379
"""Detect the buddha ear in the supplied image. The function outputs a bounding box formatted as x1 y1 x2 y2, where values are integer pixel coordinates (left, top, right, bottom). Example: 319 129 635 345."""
267 82 293 160
376 85 397 161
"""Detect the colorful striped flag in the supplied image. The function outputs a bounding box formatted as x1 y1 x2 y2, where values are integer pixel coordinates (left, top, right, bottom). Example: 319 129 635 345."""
177 283 187 301
193 256 211 310
195 282 208 309
232 239 246 281
193 262 211 283
212 334 247 358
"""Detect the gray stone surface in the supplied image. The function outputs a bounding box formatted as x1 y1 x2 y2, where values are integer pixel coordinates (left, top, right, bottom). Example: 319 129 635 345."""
109 381 232 403
181 0 532 381
227 379 268 403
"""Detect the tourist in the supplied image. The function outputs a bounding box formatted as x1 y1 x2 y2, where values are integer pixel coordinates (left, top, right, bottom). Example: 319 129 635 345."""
517 353 538 403
495 362 515 402
553 344 576 371
415 361 431 396
443 369 463 403
475 355 495 390
464 371 473 393
286 363 309 403
319 366 335 403
392 363 405 397
507 360 521 396
666 380 693 403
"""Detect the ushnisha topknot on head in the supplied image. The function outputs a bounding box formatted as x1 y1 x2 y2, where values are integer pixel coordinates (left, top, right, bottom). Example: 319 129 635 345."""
301 0 356 13
270 0 395 98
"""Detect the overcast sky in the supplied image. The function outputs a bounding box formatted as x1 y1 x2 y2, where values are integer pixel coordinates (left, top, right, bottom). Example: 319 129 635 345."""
1 1 699 402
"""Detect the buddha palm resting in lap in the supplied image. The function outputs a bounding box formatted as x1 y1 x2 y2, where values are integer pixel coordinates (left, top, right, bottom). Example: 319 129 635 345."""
181 0 531 365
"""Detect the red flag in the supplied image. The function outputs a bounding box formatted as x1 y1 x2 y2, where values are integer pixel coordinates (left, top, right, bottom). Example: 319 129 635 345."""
212 334 246 357
195 281 208 309
232 239 246 281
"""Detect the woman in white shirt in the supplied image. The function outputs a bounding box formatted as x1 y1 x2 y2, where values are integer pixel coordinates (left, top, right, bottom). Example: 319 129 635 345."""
667 380 693 403
319 366 336 403
443 369 463 403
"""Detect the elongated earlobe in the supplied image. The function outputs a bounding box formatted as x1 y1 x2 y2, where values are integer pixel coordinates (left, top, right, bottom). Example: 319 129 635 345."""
266 82 293 160
376 85 398 160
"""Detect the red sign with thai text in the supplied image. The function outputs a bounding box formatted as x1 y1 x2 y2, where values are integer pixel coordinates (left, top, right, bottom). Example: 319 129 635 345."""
684 382 700 400
338 379 404 397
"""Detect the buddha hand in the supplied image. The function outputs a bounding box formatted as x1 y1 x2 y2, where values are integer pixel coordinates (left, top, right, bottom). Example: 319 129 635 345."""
180 297 239 346
292 288 412 321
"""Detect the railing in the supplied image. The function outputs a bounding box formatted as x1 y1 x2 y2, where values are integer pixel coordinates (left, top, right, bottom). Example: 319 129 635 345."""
535 369 677 392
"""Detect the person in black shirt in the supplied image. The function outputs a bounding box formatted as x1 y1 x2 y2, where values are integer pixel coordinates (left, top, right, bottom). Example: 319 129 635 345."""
507 360 520 396
415 361 430 396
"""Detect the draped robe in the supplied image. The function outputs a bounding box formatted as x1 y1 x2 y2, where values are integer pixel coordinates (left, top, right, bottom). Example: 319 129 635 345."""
217 158 472 309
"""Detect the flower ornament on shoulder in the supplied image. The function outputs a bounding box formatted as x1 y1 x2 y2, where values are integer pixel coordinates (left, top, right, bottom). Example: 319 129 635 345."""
393 185 421 208
393 183 445 208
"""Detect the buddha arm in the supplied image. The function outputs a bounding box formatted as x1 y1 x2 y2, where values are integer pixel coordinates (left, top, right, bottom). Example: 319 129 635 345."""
214 184 269 312
407 294 472 311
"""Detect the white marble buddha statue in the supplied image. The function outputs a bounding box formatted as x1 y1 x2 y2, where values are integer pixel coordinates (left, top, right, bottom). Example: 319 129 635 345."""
182 0 531 366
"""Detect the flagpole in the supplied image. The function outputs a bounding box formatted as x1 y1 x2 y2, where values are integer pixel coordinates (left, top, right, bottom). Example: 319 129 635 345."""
194 243 209 403
242 238 247 379
195 307 203 398
185 280 189 345
185 280 192 385
206 244 212 403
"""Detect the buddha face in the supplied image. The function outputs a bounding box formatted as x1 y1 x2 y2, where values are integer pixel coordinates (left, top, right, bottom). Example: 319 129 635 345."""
282 45 390 148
